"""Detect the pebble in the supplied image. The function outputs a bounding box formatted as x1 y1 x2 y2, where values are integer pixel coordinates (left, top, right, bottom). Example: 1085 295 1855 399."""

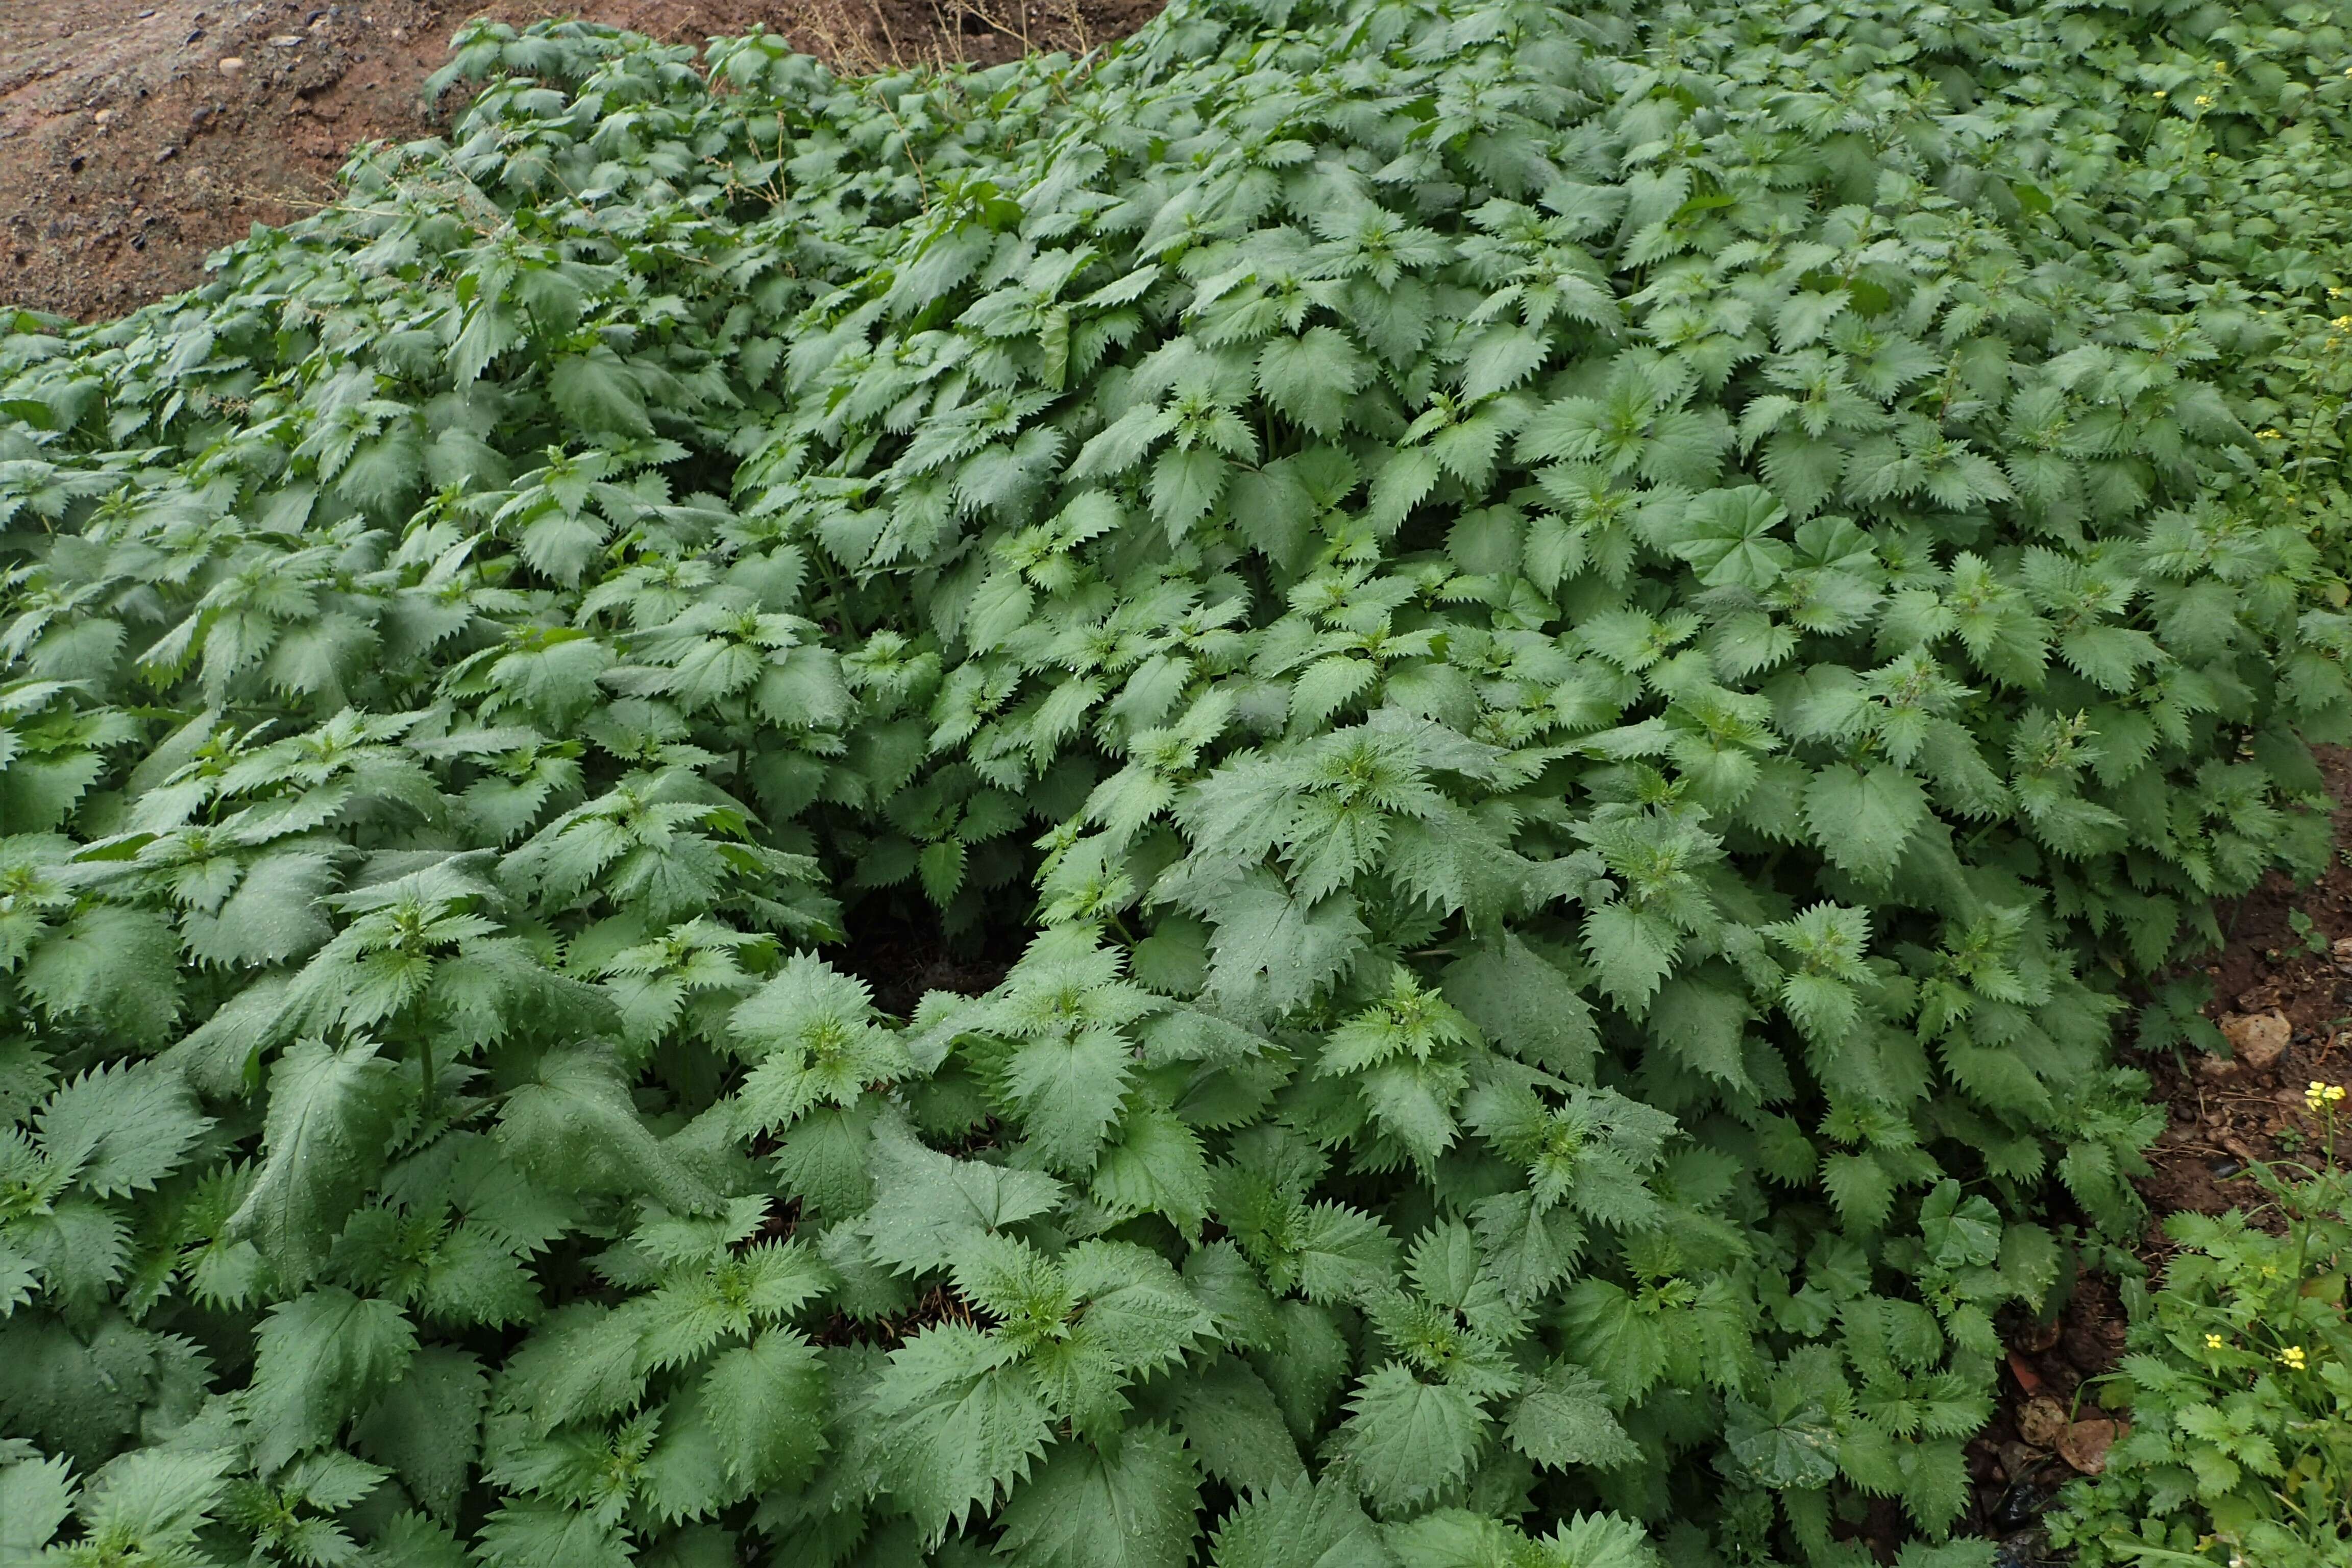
2219 1008 2290 1070
270 34 303 47
1991 1531 2050 1568
217 56 245 75
155 145 178 163
93 109 113 126
2018 1394 2068 1449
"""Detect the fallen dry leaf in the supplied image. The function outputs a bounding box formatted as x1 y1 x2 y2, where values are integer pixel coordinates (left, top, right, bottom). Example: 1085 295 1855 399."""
2057 1415 2117 1474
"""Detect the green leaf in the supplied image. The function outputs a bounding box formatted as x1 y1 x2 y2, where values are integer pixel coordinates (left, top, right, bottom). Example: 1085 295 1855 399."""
1724 1388 1839 1489
36 1061 211 1197
1580 903 1677 1012
248 1287 419 1472
1174 1356 1303 1491
1506 1362 1640 1472
228 1038 404 1286
1092 1101 1213 1235
994 1427 1198 1568
21 906 181 1045
70 1449 232 1561
873 1324 1055 1540
1152 448 1229 541
352 1346 485 1522
498 1044 719 1213
179 848 339 967
1917 1180 2000 1269
0 1453 72 1561
548 347 654 435
1469 1190 1585 1304
1560 1281 1668 1402
1666 486 1791 591
1258 328 1369 437
1205 874 1366 1020
1330 1364 1485 1513
1209 1474 1393 1568
1443 934 1597 1079
1804 764 1929 883
701 1331 828 1488
857 1117 1066 1276
475 1503 633 1568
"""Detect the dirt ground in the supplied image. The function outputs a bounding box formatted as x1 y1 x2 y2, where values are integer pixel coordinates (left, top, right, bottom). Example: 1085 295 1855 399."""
0 0 1155 321
2128 744 2352 1229
1951 743 2352 1559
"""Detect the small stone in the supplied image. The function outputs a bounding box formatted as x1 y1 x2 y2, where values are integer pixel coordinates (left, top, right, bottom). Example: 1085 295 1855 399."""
93 108 113 125
217 56 244 75
2057 1416 2117 1475
2018 1395 2068 1449
2195 1052 2242 1082
270 34 303 47
2220 1010 2291 1071
154 145 178 163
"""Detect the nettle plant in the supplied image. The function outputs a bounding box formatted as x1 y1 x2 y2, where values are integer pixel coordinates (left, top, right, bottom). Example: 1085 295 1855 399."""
3 0 2352 1563
2047 1166 2352 1565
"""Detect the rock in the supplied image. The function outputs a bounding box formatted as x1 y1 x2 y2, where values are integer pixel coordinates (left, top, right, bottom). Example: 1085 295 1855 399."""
2195 1052 2242 1082
217 56 244 76
93 108 112 126
2018 1394 2069 1449
269 35 303 47
2057 1416 2117 1474
1992 1531 2051 1568
2220 1009 2290 1071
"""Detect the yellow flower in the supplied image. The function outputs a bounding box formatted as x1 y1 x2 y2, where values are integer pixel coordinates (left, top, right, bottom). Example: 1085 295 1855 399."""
2335 315 2352 329
2278 1344 2309 1370
2309 1081 2347 1111
2196 94 2215 107
2259 428 2286 439
2206 1333 2225 1350
2154 89 2168 100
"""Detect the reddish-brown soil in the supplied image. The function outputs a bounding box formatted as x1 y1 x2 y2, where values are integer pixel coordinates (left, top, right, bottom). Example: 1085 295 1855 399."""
2134 743 2352 1229
1951 744 2352 1559
0 0 1156 321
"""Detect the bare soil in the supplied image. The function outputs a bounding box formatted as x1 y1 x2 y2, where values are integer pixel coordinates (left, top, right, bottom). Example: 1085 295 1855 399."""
2134 743 2352 1229
1954 743 2352 1559
0 0 1157 321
